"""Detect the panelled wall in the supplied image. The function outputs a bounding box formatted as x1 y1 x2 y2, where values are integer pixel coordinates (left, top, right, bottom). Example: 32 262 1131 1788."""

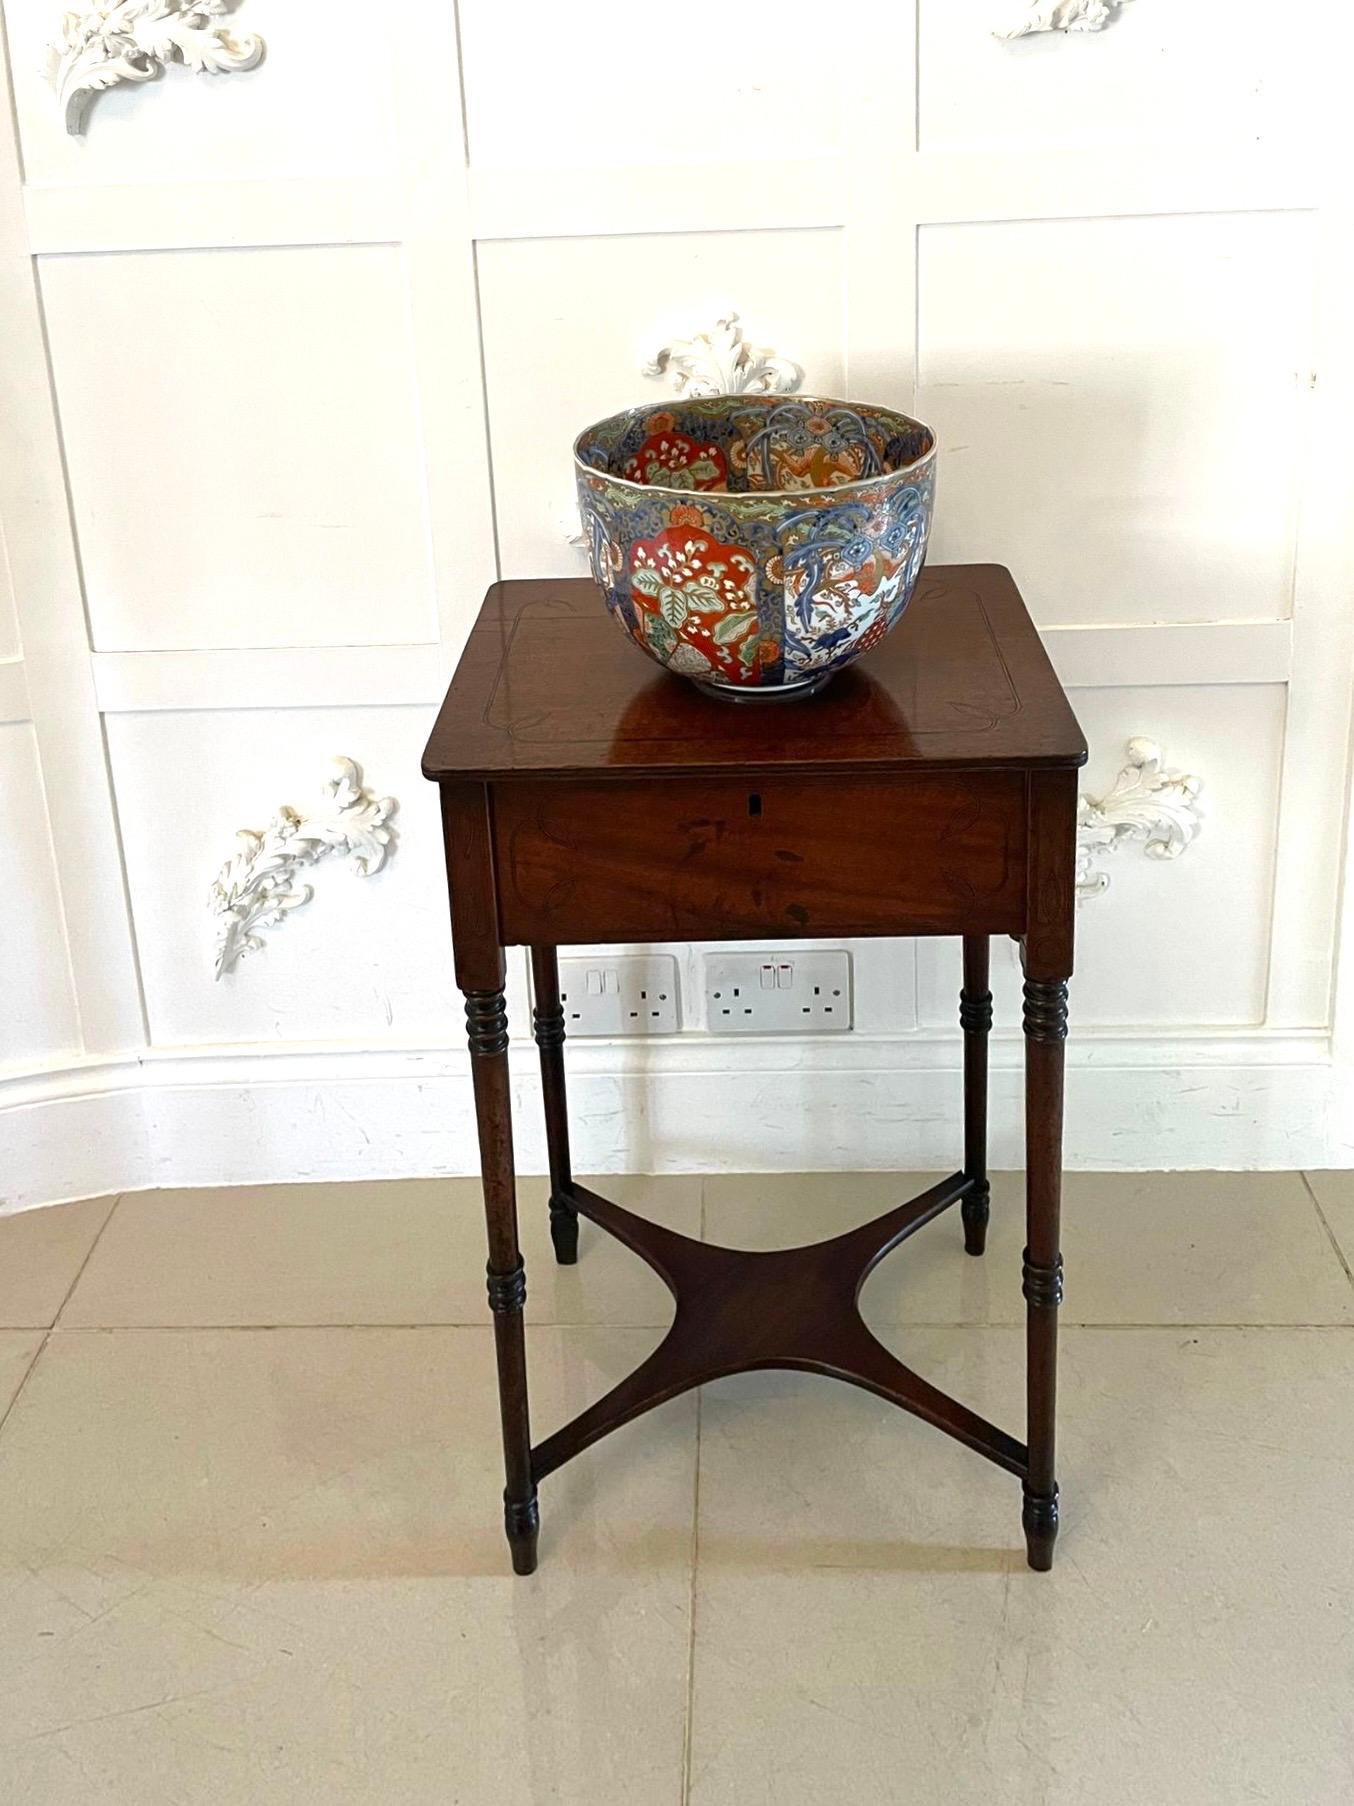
1 0 1351 1208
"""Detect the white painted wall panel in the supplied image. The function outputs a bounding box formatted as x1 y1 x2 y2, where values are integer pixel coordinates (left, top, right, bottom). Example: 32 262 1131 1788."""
0 516 19 659
0 721 79 1063
918 684 1286 1029
5 0 396 186
38 244 435 651
460 1 900 169
920 0 1310 154
479 228 847 577
919 212 1316 628
106 706 458 1046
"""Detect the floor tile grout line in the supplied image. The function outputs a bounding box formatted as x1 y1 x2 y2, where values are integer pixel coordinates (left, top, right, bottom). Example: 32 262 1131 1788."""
53 1192 126 1318
1300 1171 1354 1292
49 1318 695 1333
0 1192 124 1441
0 1333 49 1441
1059 1320 1354 1331
38 1317 1354 1335
682 1379 704 1806
678 1181 709 1806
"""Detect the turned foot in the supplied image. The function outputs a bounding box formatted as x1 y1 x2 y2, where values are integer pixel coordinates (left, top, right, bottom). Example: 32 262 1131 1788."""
1022 1484 1059 1571
961 1180 991 1257
531 948 577 1272
960 938 992 1260
505 1490 540 1575
549 1193 579 1265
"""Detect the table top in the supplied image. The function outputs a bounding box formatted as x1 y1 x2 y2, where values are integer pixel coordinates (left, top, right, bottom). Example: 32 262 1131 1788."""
422 563 1087 783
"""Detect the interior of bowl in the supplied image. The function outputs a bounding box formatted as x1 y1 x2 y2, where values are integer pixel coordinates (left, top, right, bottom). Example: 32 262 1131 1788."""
576 395 934 496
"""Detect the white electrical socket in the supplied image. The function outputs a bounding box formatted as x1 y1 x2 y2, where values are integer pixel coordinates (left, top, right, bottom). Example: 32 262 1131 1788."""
552 954 680 1037
703 950 851 1033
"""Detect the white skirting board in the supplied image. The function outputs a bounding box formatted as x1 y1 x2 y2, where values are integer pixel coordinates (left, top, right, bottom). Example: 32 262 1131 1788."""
1 1032 1347 1214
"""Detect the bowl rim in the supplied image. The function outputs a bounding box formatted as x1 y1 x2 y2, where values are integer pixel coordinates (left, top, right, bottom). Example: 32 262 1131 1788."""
573 392 936 505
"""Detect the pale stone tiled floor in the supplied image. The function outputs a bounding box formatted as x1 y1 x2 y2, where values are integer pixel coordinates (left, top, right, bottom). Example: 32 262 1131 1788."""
1 1171 1352 1803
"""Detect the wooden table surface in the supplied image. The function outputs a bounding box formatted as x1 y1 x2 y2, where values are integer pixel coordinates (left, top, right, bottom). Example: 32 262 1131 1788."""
422 563 1087 782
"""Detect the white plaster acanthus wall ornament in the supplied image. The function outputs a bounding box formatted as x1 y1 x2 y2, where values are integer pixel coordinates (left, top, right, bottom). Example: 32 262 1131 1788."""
1076 738 1203 902
48 0 264 136
994 0 1133 38
644 313 803 399
209 758 396 979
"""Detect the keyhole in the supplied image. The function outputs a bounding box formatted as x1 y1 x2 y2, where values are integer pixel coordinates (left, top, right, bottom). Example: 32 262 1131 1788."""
748 793 762 818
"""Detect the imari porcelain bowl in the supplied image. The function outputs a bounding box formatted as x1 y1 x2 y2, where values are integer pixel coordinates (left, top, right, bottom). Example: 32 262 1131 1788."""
574 394 936 701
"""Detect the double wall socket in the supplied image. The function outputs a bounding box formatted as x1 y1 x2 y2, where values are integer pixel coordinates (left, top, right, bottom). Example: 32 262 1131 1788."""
702 950 851 1033
552 954 680 1036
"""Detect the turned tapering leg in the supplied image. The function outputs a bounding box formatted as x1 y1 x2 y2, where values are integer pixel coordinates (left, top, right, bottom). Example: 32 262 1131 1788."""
1021 973 1067 1572
530 946 578 1265
465 987 539 1575
960 935 993 1256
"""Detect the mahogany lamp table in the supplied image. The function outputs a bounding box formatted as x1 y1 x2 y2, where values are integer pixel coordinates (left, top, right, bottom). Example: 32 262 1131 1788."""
422 562 1087 1575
